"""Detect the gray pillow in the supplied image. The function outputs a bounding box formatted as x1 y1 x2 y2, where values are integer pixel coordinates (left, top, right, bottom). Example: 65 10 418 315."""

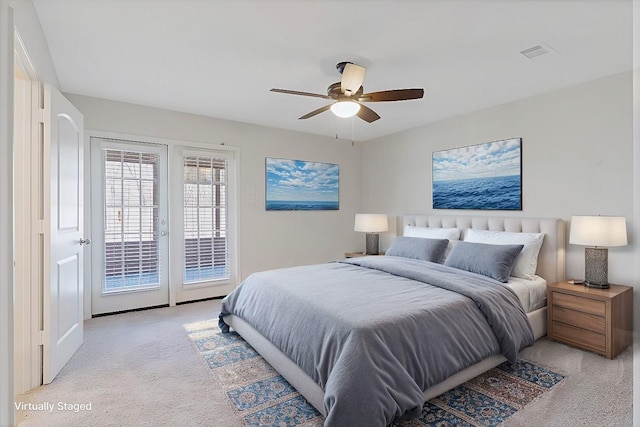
444 241 524 283
385 237 449 263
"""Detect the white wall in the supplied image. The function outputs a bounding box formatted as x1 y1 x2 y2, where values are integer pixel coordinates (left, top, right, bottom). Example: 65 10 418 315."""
64 94 363 282
361 71 634 285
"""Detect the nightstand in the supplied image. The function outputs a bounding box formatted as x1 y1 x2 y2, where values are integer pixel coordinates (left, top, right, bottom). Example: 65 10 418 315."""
344 252 384 258
547 281 633 359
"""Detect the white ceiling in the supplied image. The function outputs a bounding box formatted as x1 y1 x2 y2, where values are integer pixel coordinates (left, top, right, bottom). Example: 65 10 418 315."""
33 0 632 142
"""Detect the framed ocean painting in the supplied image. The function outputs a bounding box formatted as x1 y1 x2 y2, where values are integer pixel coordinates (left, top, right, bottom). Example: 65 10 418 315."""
265 157 339 211
432 138 522 210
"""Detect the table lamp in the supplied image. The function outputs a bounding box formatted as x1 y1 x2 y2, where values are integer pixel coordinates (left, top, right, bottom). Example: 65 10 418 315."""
354 214 388 255
569 215 627 288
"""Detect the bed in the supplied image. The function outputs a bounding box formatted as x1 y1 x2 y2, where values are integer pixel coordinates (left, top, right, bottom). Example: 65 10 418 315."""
220 215 565 426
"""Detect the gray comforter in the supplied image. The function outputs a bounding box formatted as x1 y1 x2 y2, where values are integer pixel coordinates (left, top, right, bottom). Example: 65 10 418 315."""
219 256 534 427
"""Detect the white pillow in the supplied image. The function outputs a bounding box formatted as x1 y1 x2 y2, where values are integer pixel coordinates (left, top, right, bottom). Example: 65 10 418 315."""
463 229 544 280
403 225 461 240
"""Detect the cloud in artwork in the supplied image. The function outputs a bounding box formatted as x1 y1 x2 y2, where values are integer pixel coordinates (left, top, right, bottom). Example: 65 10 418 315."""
432 138 521 182
266 158 339 202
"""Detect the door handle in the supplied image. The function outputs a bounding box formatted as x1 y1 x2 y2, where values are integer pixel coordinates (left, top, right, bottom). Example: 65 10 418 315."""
79 238 91 245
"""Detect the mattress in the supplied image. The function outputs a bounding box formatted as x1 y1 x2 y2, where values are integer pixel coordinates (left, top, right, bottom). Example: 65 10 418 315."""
507 275 547 312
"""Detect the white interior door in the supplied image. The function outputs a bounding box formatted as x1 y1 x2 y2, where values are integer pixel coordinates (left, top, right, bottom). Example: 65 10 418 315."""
91 139 169 315
43 85 85 384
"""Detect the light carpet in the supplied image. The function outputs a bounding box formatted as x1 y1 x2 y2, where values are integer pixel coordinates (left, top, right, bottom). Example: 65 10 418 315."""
186 318 564 427
14 300 632 426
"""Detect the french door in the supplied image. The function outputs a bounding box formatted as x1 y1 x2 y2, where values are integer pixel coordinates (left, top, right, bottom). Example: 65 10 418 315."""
91 138 236 315
91 139 169 315
171 148 236 303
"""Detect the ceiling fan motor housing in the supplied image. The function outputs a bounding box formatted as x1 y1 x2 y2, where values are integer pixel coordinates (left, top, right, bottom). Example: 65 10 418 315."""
336 61 352 74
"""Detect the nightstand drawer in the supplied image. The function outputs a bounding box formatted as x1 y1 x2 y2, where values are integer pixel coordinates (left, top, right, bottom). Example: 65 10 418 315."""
552 292 605 315
552 321 606 354
552 306 605 334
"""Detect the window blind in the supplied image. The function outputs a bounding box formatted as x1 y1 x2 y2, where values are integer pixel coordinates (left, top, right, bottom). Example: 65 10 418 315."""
103 149 160 291
183 155 229 283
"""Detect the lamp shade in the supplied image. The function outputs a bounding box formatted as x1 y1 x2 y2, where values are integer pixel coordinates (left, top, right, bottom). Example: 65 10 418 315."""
354 214 388 233
569 216 628 247
330 101 360 118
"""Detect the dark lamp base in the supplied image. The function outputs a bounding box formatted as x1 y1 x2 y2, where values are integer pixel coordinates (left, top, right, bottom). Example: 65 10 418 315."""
584 281 610 289
584 247 608 289
364 233 380 255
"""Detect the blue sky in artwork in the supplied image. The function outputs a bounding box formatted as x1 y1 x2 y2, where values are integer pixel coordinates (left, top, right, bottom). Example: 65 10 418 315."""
433 138 521 182
266 158 339 202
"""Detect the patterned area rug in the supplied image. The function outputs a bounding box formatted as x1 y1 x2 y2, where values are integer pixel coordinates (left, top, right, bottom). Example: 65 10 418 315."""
185 319 563 427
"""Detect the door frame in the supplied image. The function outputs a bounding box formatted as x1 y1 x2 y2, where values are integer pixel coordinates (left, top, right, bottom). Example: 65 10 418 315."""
84 130 239 318
13 29 42 395
1 9 16 427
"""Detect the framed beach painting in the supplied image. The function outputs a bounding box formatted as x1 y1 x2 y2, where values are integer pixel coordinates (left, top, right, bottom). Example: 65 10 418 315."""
432 137 522 210
265 157 339 211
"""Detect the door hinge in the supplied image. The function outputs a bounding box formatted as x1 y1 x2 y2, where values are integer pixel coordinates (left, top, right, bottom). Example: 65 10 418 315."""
38 330 45 346
36 108 45 124
38 220 45 234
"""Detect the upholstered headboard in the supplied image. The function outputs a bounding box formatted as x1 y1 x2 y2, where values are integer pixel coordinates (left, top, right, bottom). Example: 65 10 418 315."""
399 215 566 284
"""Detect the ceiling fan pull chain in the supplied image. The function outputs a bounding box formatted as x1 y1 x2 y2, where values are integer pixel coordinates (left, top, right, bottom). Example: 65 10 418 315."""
351 116 355 144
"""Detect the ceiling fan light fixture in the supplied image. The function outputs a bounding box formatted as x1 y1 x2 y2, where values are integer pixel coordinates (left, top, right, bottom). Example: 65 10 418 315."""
330 101 360 118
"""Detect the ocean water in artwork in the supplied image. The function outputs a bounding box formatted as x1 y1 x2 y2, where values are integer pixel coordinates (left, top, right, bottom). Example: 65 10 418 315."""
266 200 339 211
433 175 521 210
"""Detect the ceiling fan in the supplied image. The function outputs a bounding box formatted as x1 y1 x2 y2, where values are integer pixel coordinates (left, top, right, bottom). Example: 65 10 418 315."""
270 62 424 123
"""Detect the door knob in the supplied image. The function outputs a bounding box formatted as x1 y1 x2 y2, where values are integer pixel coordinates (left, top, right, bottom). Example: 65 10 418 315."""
79 238 91 245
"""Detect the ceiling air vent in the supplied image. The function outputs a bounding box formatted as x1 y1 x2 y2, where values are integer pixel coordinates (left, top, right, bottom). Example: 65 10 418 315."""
519 43 559 60
520 45 550 60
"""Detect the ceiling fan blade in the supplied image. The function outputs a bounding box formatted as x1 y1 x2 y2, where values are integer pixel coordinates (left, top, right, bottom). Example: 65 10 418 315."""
270 88 332 100
356 104 380 123
358 88 424 102
299 104 332 120
341 63 366 96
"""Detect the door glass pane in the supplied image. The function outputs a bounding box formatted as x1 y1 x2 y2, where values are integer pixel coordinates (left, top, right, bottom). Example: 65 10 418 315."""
183 156 229 284
103 149 160 292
